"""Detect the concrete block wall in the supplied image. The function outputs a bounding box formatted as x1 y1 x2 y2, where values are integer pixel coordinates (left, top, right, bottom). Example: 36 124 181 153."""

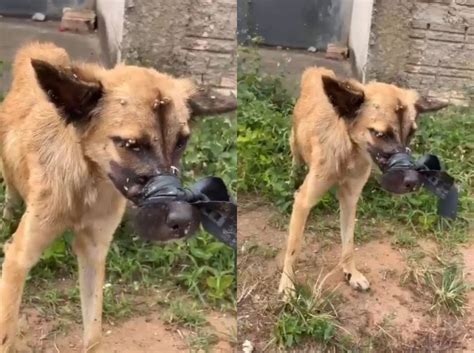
367 0 473 105
120 0 236 95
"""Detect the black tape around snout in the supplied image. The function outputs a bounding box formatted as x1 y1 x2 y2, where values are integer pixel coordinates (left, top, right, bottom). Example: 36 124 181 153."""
379 153 458 219
137 175 237 249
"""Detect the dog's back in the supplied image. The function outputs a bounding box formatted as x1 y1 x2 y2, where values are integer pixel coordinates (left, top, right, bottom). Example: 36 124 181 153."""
291 67 357 177
0 42 99 216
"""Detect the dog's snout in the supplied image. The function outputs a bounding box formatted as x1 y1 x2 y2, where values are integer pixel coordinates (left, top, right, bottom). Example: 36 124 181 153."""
166 201 197 236
153 165 180 176
402 170 420 191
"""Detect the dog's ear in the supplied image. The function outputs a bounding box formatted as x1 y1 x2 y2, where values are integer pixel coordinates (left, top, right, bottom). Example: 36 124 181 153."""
415 97 448 115
322 75 365 120
188 89 237 118
31 59 103 124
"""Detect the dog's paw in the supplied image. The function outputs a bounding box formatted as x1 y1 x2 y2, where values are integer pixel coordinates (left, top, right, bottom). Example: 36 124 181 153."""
344 269 370 291
278 273 296 301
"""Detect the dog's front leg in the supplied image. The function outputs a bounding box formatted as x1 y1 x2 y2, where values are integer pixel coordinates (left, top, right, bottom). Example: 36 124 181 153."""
0 212 63 353
73 216 120 353
338 167 371 291
278 171 333 300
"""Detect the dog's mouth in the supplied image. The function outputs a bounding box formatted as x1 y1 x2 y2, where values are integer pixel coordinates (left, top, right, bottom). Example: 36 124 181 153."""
130 201 201 242
367 145 393 172
366 145 424 194
106 161 237 248
108 161 149 202
107 161 201 242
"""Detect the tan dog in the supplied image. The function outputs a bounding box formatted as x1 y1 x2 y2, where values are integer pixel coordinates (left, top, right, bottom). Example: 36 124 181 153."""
0 42 235 353
278 67 446 297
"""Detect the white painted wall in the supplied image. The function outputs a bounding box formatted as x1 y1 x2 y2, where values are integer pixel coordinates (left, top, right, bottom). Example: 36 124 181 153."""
348 0 374 82
96 0 125 67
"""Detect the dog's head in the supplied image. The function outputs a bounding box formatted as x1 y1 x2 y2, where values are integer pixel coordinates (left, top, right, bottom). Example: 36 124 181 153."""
321 75 447 170
31 59 236 240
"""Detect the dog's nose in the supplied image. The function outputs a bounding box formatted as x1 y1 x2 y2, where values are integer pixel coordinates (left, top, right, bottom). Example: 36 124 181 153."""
402 170 420 192
166 201 196 236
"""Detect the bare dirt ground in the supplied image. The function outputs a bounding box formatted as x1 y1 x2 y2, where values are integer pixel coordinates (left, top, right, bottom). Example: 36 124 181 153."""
16 304 234 353
237 199 474 352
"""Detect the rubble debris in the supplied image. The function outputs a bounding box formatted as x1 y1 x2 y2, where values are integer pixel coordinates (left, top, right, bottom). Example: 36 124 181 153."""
325 43 349 60
60 8 96 33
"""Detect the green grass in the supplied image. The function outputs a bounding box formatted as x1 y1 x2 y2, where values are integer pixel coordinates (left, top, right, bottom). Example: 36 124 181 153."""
0 114 237 322
187 330 220 352
402 254 471 317
237 67 473 244
273 284 338 349
425 260 471 316
163 299 207 328
392 231 418 248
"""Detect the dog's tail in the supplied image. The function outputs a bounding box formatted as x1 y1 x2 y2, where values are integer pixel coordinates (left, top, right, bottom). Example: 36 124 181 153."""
289 127 303 169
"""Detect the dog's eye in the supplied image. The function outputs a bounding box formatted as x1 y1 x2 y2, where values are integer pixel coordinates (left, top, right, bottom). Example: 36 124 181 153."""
369 128 385 139
175 135 189 151
111 136 148 152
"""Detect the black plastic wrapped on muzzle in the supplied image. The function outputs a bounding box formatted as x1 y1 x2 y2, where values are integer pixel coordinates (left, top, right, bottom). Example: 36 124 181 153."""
379 153 421 194
136 175 237 249
379 153 458 219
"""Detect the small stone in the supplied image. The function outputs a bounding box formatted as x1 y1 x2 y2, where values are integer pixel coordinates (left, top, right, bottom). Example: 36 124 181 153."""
242 340 254 353
307 46 317 53
32 13 46 21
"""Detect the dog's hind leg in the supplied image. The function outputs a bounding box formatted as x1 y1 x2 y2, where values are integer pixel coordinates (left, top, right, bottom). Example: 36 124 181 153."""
289 128 303 169
338 166 371 291
289 129 307 188
73 211 122 353
0 211 63 353
2 185 21 221
0 162 21 221
279 170 333 300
